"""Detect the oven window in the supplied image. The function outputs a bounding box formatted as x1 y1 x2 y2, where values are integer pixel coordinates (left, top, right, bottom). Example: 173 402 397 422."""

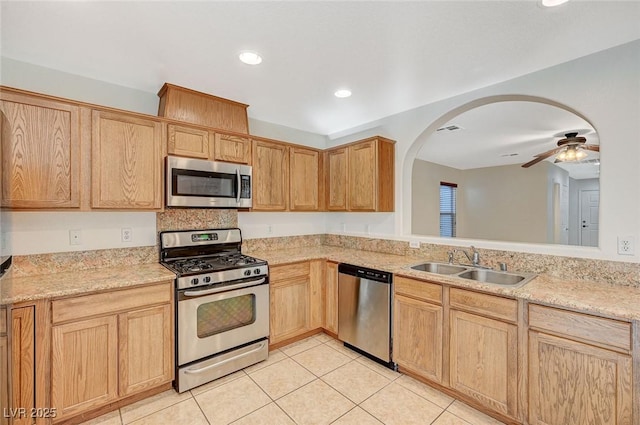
175 170 236 198
196 294 256 338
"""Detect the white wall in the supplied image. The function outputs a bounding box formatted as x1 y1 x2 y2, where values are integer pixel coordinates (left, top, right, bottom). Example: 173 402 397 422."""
327 40 640 262
2 40 639 262
412 160 463 236
0 59 326 253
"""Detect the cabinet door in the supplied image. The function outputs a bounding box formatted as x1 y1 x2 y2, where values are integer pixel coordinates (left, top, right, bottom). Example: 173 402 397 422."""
394 295 443 383
119 305 173 397
213 132 251 164
308 260 324 329
270 277 309 343
290 147 320 211
529 331 632 425
348 140 377 211
51 316 118 419
91 110 163 209
0 93 80 208
326 148 348 211
11 307 34 425
324 262 339 334
0 335 7 425
167 123 210 159
252 139 289 211
450 309 517 418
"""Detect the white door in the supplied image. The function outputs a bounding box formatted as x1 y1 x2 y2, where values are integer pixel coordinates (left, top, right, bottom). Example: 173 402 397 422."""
579 190 599 247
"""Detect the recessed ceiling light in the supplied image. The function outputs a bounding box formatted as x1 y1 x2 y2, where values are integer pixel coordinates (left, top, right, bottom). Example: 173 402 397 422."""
334 89 352 98
541 0 569 7
239 51 262 65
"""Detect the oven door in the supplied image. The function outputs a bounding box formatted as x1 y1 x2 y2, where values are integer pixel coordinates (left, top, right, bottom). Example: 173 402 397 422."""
177 279 269 366
166 155 252 208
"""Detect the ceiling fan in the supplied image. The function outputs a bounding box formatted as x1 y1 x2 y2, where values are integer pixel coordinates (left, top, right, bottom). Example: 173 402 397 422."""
521 132 599 168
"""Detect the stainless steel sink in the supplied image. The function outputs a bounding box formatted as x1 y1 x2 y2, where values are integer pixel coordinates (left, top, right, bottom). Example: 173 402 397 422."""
456 269 536 288
409 262 536 288
410 262 468 275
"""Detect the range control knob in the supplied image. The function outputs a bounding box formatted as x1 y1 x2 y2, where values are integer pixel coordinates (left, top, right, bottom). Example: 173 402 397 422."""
190 278 199 285
254 268 261 275
244 270 252 276
203 276 211 283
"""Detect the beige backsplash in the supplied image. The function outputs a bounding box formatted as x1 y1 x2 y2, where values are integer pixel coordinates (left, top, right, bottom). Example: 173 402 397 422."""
9 209 640 287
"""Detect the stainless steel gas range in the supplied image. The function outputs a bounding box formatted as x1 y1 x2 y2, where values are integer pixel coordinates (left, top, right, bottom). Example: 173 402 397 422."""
160 228 269 393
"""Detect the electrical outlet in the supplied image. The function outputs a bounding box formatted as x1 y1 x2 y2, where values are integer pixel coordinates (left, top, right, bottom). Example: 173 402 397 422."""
121 227 133 242
409 240 420 249
267 225 273 234
617 236 635 255
69 229 82 245
365 224 370 234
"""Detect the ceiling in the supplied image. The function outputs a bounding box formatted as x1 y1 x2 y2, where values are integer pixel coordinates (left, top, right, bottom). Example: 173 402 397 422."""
416 101 600 179
1 1 639 137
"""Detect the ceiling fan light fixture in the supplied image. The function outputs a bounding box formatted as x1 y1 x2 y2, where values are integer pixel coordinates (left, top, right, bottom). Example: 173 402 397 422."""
556 145 587 163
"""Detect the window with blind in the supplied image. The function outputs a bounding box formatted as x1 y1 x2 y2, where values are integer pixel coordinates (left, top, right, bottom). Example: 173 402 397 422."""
440 182 457 237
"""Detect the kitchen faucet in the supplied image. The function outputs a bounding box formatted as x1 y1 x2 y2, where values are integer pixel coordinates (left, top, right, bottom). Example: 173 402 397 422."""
460 246 480 266
450 246 490 269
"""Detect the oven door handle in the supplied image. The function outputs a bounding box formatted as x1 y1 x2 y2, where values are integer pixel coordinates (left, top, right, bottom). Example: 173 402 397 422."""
235 169 241 204
183 341 267 375
183 277 266 297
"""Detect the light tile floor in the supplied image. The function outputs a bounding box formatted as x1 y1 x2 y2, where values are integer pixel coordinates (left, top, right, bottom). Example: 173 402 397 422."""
80 334 506 425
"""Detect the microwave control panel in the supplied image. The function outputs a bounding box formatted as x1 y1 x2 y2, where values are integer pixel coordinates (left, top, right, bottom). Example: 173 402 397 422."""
240 175 251 199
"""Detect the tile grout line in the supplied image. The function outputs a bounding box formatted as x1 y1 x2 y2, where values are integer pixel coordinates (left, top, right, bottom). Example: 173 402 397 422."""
190 393 212 425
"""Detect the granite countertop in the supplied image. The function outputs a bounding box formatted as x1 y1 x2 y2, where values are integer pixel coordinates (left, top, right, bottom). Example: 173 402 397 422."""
248 246 640 322
2 246 639 322
0 263 176 305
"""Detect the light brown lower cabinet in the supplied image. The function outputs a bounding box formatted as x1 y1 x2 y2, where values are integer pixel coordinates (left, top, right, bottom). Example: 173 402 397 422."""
50 282 173 422
528 304 633 425
449 309 518 418
269 261 323 345
323 262 338 335
393 294 442 383
11 307 35 425
51 316 119 418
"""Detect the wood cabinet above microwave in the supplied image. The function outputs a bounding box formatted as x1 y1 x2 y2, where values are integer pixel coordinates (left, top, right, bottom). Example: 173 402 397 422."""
158 83 249 134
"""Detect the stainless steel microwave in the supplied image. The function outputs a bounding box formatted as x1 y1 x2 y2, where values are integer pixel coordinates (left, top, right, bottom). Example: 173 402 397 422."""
166 156 252 208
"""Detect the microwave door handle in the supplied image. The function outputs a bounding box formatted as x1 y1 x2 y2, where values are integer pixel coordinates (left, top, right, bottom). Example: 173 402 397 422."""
236 169 241 203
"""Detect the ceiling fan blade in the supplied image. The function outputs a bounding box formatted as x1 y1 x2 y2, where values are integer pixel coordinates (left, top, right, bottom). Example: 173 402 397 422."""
583 145 600 152
533 146 565 158
522 152 555 168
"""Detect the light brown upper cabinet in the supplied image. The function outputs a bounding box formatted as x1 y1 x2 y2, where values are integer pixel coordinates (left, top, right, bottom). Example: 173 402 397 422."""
167 123 210 159
213 131 252 164
326 136 395 212
158 83 249 134
290 146 322 211
0 89 81 209
252 138 289 211
348 137 395 211
91 110 164 210
325 147 348 211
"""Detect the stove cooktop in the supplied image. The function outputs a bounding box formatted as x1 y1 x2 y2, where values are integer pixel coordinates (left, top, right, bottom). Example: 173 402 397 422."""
164 254 266 276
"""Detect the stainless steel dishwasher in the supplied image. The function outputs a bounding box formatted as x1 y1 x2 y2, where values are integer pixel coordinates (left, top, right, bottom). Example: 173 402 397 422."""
338 263 394 369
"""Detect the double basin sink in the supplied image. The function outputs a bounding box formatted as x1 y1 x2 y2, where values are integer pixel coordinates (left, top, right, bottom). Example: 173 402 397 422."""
410 262 536 288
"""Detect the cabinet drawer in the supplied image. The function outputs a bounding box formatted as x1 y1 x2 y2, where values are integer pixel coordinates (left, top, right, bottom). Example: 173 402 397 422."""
270 262 310 283
449 288 517 323
528 304 631 352
52 282 172 324
394 276 442 304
